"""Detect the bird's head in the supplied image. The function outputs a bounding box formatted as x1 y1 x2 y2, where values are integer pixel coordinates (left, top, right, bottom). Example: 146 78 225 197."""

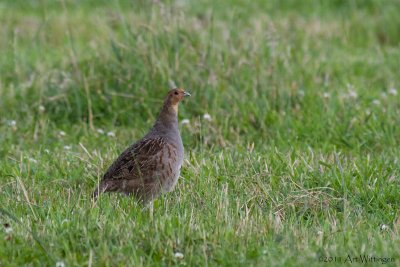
164 88 191 113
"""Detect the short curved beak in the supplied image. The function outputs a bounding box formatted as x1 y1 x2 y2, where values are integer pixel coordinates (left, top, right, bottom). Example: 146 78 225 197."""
184 91 191 97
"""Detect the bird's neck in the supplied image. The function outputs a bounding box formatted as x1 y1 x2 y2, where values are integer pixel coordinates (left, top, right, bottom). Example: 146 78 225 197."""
151 103 179 135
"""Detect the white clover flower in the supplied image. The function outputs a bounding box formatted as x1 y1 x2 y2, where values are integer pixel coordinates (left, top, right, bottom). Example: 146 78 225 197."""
97 128 104 134
322 92 330 99
63 146 71 150
181 119 190 125
380 224 389 231
29 158 38 164
39 105 45 112
388 88 397 96
107 131 115 137
174 252 184 259
372 99 381 105
348 90 357 99
59 131 66 137
203 113 212 121
56 261 65 267
7 120 16 127
317 230 323 235
5 227 13 234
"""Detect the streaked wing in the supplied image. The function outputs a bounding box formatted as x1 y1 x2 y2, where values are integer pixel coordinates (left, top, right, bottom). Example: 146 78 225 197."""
102 137 167 182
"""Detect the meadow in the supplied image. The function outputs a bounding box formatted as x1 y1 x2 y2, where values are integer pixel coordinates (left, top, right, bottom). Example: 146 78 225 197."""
1 0 400 266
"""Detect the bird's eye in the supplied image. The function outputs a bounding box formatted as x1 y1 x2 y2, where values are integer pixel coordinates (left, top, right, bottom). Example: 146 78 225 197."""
174 91 179 95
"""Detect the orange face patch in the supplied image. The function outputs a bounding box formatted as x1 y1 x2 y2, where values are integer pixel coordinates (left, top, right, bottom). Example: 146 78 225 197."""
166 88 189 113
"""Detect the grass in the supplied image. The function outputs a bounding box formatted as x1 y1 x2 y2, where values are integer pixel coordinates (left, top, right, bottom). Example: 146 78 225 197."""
1 0 400 266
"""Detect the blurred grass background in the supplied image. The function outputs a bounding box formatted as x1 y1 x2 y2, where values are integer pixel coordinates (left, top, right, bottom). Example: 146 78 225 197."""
1 0 400 266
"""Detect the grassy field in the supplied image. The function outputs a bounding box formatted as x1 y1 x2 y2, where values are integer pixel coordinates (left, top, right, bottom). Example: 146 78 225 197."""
1 0 400 266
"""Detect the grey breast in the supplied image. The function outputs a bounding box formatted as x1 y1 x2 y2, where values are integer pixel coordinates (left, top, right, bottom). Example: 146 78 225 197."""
161 135 184 193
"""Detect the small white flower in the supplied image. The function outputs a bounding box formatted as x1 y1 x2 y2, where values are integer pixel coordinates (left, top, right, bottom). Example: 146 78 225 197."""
317 230 323 235
181 119 190 125
29 158 38 164
56 261 65 267
97 128 104 134
372 99 380 105
322 92 330 99
8 120 16 127
5 227 13 234
348 90 357 99
380 224 389 231
63 146 71 150
388 88 397 96
44 149 50 154
203 113 212 121
107 131 115 137
59 131 66 137
174 252 184 259
39 105 45 112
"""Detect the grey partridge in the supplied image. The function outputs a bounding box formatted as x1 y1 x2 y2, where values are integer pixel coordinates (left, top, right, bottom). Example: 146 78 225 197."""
92 88 190 203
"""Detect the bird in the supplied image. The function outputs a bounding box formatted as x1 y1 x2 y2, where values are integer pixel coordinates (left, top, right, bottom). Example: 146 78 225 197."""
92 88 190 203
